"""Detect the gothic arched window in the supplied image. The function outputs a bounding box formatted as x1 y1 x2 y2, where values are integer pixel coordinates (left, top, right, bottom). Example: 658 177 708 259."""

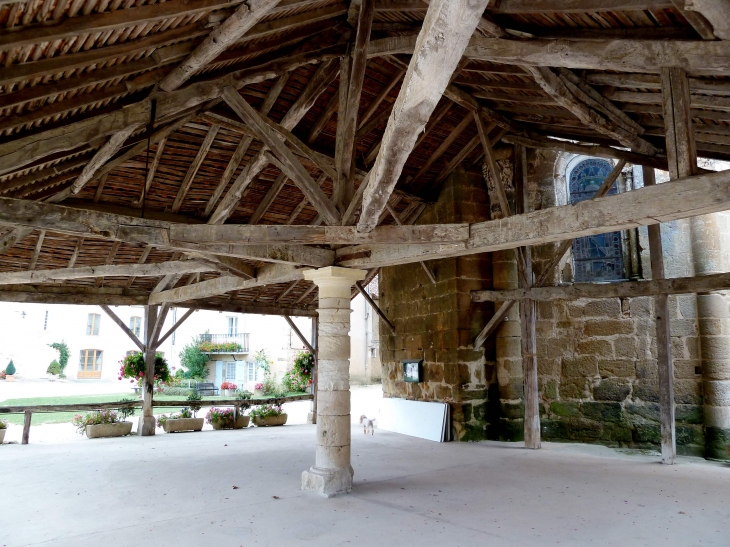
569 159 625 282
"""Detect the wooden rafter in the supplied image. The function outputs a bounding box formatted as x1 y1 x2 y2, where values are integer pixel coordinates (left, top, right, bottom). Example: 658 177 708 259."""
172 124 220 213
358 0 489 232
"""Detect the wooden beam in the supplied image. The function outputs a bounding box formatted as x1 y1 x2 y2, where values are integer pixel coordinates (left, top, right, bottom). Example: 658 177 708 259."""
526 66 659 156
159 0 281 92
463 36 730 75
335 0 375 210
358 0 489 232
358 68 405 130
670 0 716 40
308 93 339 143
93 241 121 289
170 223 469 245
171 124 220 213
28 230 45 271
0 260 218 286
355 280 395 334
222 87 341 225
100 304 146 352
284 315 316 354
155 308 196 348
503 134 668 171
0 227 32 255
472 271 730 302
135 140 166 208
412 112 474 183
490 0 673 12
192 300 317 316
149 263 304 305
124 244 153 290
207 59 339 224
338 160 730 268
385 201 436 285
662 67 699 180
249 173 288 224
0 287 149 306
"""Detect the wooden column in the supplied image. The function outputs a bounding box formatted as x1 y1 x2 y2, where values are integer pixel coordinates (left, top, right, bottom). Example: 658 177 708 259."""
515 145 540 449
657 68 691 464
138 305 158 436
310 316 319 425
21 410 31 444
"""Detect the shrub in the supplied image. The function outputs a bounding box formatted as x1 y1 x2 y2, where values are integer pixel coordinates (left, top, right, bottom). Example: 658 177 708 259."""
186 392 203 416
205 407 235 426
162 386 194 397
250 404 283 420
49 342 70 374
5 361 15 376
119 352 170 384
116 398 137 421
0 419 7 429
179 336 209 379
71 410 121 434
220 381 237 390
198 341 242 353
282 351 314 393
156 407 193 428
47 360 61 375
262 376 285 397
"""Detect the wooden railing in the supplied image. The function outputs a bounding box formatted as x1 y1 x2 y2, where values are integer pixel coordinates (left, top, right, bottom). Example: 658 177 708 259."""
0 394 313 444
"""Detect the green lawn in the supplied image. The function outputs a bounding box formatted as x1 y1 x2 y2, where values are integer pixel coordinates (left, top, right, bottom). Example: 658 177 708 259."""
0 392 308 426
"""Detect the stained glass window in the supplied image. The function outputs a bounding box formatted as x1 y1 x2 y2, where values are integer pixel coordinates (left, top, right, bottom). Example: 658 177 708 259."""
569 159 625 282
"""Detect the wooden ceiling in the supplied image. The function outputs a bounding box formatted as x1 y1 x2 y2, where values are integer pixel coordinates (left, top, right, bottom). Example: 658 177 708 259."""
0 0 727 314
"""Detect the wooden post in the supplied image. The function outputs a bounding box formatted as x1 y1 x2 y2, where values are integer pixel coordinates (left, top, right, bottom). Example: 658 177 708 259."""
21 410 31 444
139 305 158 436
310 316 319 425
643 166 676 464
515 145 540 449
233 404 241 430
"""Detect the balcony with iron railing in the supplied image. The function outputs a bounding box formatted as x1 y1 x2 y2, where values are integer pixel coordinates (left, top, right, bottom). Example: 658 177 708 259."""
198 333 250 354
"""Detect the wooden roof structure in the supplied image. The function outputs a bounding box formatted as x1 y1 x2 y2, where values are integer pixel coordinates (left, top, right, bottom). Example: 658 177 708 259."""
1 0 730 317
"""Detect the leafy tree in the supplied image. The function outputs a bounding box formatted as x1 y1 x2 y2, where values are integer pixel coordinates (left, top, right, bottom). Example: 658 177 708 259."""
179 336 209 379
49 342 70 375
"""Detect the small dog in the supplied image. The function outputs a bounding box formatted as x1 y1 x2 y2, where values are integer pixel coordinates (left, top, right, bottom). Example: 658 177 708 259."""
359 414 377 435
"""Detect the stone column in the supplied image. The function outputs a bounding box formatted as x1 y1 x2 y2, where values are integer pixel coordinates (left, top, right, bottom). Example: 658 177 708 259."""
138 305 157 436
691 214 730 459
301 266 366 496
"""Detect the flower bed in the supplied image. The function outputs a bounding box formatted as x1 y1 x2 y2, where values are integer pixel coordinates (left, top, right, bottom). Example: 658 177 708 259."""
206 407 249 430
198 341 243 353
72 410 132 439
250 404 287 427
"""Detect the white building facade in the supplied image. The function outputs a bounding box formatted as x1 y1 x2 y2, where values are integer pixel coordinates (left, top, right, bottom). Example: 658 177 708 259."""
0 292 380 390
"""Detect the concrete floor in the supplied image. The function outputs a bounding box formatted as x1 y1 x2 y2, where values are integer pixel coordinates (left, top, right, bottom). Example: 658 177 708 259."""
1 425 728 547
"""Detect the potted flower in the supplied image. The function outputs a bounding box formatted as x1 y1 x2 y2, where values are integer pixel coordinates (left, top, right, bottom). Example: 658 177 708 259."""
282 351 314 393
72 409 133 438
220 381 237 397
5 360 16 382
157 407 204 433
253 382 264 397
0 419 7 444
119 352 170 388
46 359 61 381
250 404 287 427
206 407 249 430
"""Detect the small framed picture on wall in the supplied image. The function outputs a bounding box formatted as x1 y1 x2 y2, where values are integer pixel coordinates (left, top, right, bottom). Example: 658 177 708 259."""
402 360 423 383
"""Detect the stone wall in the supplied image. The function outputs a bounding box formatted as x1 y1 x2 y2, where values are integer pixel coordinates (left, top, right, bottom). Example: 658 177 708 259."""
379 169 496 441
379 149 730 458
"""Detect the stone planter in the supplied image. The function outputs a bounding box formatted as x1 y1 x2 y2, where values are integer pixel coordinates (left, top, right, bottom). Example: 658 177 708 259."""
162 418 204 433
253 414 287 427
221 389 234 397
5 375 14 382
253 389 264 397
0 429 6 444
85 422 133 439
47 374 58 382
211 415 250 430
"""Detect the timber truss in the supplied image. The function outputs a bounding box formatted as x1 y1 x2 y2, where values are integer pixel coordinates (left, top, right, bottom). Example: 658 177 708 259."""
0 0 730 328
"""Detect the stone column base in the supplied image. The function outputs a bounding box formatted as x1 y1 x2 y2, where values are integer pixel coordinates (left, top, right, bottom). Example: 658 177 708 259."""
705 426 730 460
137 416 156 436
301 465 353 497
306 411 317 424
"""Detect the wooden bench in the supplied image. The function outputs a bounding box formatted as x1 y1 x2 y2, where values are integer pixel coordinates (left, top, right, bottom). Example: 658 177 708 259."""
196 382 219 396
